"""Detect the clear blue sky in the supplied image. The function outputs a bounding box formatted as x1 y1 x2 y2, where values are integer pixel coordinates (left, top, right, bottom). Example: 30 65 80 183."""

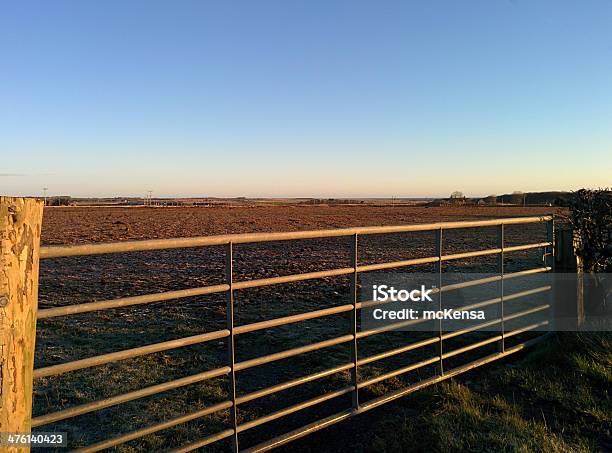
1 0 611 198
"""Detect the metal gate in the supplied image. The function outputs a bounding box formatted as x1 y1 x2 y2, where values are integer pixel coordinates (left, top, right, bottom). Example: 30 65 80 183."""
32 216 554 452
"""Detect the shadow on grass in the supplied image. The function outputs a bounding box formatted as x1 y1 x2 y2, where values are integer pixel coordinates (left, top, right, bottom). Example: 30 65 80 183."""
281 332 611 453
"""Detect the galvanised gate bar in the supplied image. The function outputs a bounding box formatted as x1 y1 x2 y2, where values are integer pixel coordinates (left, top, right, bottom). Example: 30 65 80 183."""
33 216 554 452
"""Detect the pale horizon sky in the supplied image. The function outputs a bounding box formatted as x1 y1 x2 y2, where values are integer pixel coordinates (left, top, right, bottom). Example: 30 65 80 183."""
1 1 611 199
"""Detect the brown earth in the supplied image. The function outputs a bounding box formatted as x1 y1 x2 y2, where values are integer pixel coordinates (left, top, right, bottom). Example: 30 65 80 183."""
41 205 564 245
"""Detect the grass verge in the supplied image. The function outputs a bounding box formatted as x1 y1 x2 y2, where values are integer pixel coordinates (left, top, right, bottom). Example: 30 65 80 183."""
284 332 611 453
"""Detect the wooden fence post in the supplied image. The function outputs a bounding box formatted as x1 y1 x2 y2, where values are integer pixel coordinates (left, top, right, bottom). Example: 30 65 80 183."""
0 197 44 444
554 228 584 329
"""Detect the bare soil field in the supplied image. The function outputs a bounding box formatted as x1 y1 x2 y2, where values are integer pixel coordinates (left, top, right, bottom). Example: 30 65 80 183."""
34 205 562 452
41 205 563 245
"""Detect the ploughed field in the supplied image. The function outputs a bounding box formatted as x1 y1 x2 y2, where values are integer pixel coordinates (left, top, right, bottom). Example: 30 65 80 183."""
35 205 562 451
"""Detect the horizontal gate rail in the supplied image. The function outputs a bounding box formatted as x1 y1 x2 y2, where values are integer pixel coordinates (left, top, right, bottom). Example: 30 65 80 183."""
40 216 552 259
357 356 440 389
504 304 551 321
236 386 355 433
505 320 550 337
234 335 354 372
234 304 354 335
32 366 231 427
441 335 504 359
32 216 555 452
236 363 355 405
37 284 230 319
357 336 440 366
34 329 230 379
167 429 236 453
72 402 234 453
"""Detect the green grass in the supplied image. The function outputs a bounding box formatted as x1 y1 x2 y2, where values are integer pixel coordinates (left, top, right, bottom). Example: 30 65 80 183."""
362 333 611 453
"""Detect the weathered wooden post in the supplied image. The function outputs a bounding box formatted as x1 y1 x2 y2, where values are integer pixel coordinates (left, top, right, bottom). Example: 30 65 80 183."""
0 197 44 446
554 228 584 330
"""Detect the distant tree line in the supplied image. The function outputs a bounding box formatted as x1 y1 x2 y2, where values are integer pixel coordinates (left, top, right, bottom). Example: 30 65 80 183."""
303 199 366 205
46 196 72 206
